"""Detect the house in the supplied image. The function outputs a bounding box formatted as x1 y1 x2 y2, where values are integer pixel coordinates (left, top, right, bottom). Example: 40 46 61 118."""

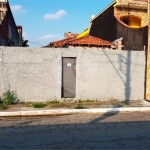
45 32 116 50
45 0 148 50
0 0 22 46
89 0 148 50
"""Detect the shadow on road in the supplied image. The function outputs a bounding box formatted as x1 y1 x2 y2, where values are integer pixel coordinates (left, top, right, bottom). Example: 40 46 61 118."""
0 112 150 149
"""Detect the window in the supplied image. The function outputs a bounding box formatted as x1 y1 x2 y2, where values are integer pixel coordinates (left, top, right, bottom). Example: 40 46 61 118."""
121 18 130 25
120 15 142 28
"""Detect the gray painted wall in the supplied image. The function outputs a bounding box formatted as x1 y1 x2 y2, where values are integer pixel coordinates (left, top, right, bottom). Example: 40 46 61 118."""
0 47 146 102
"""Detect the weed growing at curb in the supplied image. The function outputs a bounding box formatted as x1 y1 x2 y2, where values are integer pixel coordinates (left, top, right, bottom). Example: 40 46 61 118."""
0 86 18 110
0 103 7 110
74 104 85 109
2 86 17 105
25 102 32 107
78 99 83 103
123 101 130 105
85 99 96 102
78 99 99 103
49 100 59 104
32 103 47 108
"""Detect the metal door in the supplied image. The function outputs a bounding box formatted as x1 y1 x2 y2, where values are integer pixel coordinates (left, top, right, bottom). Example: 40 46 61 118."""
62 57 76 98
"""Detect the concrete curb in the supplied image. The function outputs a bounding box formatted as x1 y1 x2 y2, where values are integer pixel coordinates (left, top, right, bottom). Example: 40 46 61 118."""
1 107 150 117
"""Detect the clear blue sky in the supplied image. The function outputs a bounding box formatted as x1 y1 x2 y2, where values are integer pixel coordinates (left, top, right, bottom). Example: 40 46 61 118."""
9 0 114 47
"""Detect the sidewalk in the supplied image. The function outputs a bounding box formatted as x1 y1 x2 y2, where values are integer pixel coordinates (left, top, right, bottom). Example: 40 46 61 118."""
0 100 150 117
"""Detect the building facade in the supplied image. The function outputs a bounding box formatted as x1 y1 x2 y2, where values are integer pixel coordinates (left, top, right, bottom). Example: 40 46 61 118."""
90 0 148 50
0 0 22 46
114 0 148 28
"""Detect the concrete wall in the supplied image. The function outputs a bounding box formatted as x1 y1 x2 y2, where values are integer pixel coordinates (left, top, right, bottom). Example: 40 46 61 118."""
0 47 146 102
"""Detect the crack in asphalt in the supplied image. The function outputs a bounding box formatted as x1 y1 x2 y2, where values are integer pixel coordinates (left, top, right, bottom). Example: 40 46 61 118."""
0 113 150 149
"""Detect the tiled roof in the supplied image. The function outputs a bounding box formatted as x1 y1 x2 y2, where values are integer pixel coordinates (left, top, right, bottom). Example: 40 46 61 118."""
45 35 114 48
45 37 75 48
44 32 79 48
68 35 114 47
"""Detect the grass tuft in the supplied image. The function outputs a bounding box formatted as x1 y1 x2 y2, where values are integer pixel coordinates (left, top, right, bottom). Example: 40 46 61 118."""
32 102 47 108
0 103 7 110
74 104 85 109
78 99 98 103
49 100 59 104
78 99 83 103
2 86 17 105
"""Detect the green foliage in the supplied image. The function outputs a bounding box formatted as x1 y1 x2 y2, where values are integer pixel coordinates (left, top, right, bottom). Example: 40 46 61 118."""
123 101 130 105
49 100 60 104
22 38 29 47
2 87 17 105
0 103 7 110
78 99 97 103
74 104 85 109
32 102 47 108
83 99 94 102
78 99 83 103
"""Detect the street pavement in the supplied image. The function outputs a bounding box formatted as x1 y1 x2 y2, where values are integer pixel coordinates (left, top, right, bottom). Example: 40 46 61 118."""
0 111 150 149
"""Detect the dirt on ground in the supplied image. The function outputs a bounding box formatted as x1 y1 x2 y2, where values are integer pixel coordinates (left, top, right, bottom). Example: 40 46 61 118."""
2 99 150 112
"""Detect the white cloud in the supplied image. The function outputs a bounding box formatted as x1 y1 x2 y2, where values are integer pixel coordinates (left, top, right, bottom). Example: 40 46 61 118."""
44 10 67 20
10 5 27 13
11 5 21 11
39 34 57 39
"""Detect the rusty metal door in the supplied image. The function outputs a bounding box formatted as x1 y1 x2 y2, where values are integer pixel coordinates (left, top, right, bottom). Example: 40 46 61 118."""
62 57 76 98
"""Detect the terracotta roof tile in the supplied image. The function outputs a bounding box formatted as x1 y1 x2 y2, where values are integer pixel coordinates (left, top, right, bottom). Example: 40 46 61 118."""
45 35 114 48
45 37 75 48
68 35 114 46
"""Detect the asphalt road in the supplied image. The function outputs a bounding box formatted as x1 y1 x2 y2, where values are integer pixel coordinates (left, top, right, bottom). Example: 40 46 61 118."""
0 112 150 150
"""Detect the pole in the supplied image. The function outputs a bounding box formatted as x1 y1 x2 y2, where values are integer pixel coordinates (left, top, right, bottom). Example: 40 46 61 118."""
146 0 150 100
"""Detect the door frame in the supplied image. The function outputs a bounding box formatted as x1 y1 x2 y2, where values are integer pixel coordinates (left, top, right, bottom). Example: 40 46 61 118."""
61 57 76 98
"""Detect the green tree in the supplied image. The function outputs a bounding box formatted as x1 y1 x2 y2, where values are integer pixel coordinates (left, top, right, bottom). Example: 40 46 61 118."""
22 38 29 47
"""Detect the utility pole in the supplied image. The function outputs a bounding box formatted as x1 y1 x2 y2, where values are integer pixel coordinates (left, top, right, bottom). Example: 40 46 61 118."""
146 0 150 100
